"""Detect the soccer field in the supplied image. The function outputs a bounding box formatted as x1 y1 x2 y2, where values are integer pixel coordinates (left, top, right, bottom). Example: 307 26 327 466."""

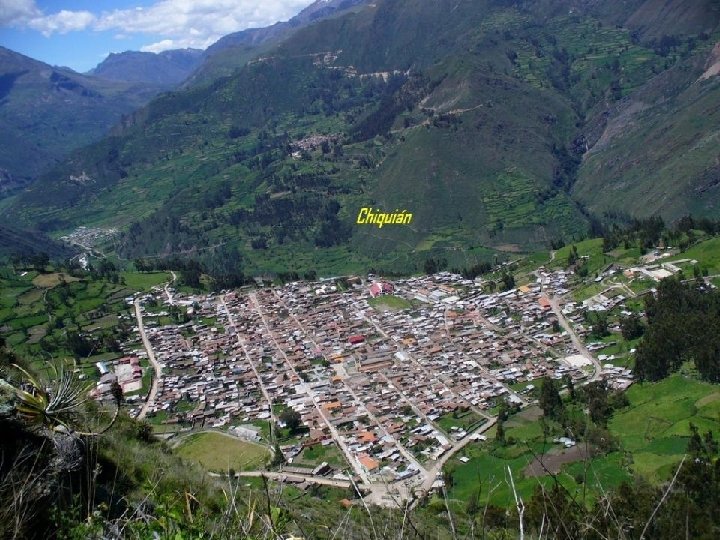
176 432 270 472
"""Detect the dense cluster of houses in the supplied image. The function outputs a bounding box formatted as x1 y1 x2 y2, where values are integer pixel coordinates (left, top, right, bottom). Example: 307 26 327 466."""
119 267 637 483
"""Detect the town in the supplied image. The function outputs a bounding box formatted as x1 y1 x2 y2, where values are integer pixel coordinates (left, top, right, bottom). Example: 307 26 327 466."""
93 261 665 504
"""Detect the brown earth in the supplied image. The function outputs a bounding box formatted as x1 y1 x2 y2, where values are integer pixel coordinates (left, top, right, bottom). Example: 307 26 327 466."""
524 444 592 477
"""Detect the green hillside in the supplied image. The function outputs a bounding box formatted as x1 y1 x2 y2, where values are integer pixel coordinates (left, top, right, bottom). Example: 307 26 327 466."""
574 43 720 219
4 0 720 275
0 47 172 187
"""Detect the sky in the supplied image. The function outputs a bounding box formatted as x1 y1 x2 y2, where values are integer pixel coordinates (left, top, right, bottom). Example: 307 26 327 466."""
0 0 313 72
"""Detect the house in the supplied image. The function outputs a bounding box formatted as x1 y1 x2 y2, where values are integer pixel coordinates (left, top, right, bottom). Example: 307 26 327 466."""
369 282 395 297
348 334 365 345
358 455 380 472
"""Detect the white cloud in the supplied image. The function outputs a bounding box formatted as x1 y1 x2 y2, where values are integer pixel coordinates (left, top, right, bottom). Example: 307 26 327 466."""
0 0 40 25
140 37 216 53
28 10 95 36
95 0 311 51
3 0 315 52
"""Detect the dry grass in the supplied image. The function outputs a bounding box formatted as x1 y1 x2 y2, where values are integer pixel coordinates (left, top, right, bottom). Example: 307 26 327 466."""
31 273 80 289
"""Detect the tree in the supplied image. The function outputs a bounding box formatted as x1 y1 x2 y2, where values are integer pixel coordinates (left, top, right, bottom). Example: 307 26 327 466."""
566 245 578 267
66 332 93 358
271 441 285 466
539 376 563 419
501 272 515 291
620 313 645 340
466 488 481 516
180 260 203 289
32 252 50 271
495 417 506 444
588 311 609 339
110 380 124 405
280 409 302 434
443 466 455 489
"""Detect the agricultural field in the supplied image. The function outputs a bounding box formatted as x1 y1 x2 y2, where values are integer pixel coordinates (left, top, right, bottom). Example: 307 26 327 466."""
436 410 486 435
0 264 175 386
445 375 719 509
176 432 271 472
120 271 172 291
296 442 349 469
610 375 720 481
669 236 720 275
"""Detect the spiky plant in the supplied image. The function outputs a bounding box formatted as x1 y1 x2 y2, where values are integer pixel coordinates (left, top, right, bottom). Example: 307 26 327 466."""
9 363 119 435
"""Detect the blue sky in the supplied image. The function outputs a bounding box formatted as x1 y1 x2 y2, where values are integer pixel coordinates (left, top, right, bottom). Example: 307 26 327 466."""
0 0 312 72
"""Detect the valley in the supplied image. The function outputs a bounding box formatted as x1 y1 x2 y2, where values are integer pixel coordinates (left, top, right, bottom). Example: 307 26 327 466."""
3 0 720 538
5 0 720 276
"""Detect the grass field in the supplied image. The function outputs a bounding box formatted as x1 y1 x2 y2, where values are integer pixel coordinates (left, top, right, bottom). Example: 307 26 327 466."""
32 272 80 288
550 238 609 276
609 375 720 481
176 432 270 472
297 442 348 468
121 271 172 291
436 410 486 435
447 374 720 508
669 237 720 275
368 295 412 311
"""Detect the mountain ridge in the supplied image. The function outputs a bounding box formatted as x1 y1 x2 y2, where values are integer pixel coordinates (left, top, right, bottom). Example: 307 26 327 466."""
88 48 204 85
5 0 720 274
0 46 172 188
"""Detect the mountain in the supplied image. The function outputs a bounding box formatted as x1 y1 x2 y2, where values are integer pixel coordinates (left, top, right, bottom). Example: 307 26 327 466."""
89 49 204 85
186 0 370 86
5 0 720 275
0 222 75 259
574 41 720 220
208 0 369 52
0 47 171 188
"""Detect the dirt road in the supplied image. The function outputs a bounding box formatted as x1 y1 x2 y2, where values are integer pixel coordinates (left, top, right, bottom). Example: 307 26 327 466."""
134 298 161 420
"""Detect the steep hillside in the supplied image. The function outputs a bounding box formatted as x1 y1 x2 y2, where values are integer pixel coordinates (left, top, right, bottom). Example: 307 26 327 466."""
0 47 167 187
6 0 720 275
186 0 370 86
625 0 720 40
574 37 720 220
89 49 203 85
0 223 75 259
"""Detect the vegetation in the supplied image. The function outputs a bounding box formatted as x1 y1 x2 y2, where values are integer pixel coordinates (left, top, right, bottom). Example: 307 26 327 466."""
175 432 270 472
635 278 720 382
9 0 719 275
368 295 413 311
3 0 720 537
0 47 173 187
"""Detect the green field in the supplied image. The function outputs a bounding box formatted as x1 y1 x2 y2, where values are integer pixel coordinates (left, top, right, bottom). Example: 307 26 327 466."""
121 271 172 291
669 237 720 275
368 295 413 311
436 410 486 435
551 238 608 274
609 375 720 480
297 442 349 468
447 374 720 508
176 432 271 472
